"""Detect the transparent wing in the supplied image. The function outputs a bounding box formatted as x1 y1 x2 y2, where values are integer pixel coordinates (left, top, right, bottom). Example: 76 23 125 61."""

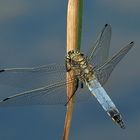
86 24 111 68
0 63 66 89
94 41 134 85
0 80 92 107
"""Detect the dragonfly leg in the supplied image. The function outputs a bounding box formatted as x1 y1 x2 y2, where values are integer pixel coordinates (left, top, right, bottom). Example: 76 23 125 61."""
65 57 71 72
80 81 84 88
65 78 79 106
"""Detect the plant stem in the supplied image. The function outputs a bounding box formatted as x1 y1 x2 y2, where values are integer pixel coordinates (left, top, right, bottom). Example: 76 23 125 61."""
63 0 83 140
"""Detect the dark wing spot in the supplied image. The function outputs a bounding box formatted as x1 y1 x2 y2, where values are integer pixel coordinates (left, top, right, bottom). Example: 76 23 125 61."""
105 24 108 27
0 69 5 72
3 97 10 101
130 41 134 44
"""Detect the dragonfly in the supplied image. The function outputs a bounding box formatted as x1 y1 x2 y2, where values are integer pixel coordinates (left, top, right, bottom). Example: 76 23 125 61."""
0 24 134 129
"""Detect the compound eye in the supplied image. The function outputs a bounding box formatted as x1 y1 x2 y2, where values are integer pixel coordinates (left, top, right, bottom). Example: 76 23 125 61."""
68 50 74 54
68 51 70 54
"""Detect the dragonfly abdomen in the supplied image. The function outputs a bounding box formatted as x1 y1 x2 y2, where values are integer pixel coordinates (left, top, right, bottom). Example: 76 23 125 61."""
87 79 125 129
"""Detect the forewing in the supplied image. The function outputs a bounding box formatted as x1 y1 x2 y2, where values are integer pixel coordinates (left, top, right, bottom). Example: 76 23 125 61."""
94 42 134 85
86 24 111 68
0 63 66 89
0 80 92 107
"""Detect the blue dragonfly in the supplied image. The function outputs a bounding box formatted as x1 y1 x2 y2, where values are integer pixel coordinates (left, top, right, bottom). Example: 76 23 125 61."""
0 24 134 129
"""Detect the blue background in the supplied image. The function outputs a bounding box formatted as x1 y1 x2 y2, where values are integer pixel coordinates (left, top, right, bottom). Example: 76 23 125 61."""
0 0 139 140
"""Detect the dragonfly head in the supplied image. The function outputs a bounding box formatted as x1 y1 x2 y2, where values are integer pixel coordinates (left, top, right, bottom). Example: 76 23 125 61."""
67 50 85 62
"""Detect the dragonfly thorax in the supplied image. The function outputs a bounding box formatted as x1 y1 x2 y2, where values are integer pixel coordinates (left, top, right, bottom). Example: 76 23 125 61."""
66 50 95 82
